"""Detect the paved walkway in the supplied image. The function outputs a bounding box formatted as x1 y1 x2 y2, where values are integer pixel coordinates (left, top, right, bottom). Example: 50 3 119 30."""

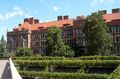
0 60 12 79
0 58 22 79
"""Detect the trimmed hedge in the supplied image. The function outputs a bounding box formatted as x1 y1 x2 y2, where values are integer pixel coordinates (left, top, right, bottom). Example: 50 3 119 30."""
13 56 120 60
13 56 65 60
109 65 120 79
14 60 120 67
13 56 120 79
19 70 108 79
79 56 120 60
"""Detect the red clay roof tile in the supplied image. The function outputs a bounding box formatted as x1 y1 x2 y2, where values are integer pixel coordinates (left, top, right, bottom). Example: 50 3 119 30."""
18 19 73 31
103 13 120 22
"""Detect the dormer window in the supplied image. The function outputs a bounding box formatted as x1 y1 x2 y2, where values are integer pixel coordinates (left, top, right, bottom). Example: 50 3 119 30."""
22 28 26 30
38 27 44 30
63 24 70 28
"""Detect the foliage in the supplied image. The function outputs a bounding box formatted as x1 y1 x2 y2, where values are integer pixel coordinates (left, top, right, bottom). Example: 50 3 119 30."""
13 56 65 60
83 12 112 55
13 56 120 79
16 47 32 56
13 56 120 61
0 35 7 57
70 44 82 57
14 59 120 67
19 70 108 79
46 26 74 57
79 56 120 60
108 65 120 79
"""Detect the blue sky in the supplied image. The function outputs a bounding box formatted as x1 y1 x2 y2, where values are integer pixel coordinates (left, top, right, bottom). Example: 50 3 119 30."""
0 0 120 39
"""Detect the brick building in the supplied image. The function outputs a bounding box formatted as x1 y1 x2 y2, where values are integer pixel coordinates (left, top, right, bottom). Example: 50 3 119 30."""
7 8 120 55
103 8 120 55
7 15 86 55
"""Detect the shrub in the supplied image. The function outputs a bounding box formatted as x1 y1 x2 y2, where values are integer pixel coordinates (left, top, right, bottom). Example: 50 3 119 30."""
14 60 120 67
19 70 108 79
13 56 65 60
79 56 120 60
109 65 120 79
16 47 32 56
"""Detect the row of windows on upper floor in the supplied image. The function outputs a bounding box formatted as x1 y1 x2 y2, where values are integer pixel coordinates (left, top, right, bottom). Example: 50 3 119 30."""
32 29 84 39
8 39 27 48
109 26 120 33
32 37 85 47
8 28 84 40
32 41 47 47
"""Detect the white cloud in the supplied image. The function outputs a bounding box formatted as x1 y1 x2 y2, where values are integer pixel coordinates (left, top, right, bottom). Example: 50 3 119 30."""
13 6 21 11
0 6 31 20
53 6 60 12
91 0 116 6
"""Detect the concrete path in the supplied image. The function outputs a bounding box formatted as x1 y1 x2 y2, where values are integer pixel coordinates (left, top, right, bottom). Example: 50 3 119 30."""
0 60 12 79
0 58 22 79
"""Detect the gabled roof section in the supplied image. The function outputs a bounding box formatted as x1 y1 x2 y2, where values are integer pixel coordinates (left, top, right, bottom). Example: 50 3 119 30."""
103 13 120 22
18 22 31 30
18 19 73 31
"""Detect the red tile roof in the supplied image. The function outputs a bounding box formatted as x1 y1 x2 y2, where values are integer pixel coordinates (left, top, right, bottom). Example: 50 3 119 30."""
17 13 120 31
18 19 73 31
103 13 120 22
18 22 31 30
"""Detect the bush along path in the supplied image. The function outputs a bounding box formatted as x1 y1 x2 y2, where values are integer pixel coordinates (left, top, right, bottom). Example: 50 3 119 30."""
13 56 120 79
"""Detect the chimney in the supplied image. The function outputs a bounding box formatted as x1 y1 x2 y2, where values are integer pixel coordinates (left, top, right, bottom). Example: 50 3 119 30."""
112 8 120 13
64 15 69 19
19 24 21 26
34 19 39 24
29 17 34 24
99 10 107 14
57 16 63 20
77 16 81 20
24 18 29 23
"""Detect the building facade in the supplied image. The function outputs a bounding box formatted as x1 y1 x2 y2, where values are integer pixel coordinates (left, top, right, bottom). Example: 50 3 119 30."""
7 8 120 55
103 8 120 55
7 15 86 55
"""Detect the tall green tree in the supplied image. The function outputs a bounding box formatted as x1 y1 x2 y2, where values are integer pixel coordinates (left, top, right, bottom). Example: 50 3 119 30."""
46 26 74 57
83 12 112 55
0 35 7 56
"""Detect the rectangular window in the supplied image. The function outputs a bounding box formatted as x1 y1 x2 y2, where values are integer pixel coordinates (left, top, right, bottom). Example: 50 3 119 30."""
109 27 113 33
66 30 73 37
77 38 83 44
35 35 38 39
115 26 120 33
116 35 120 43
41 41 46 46
67 39 73 44
116 46 120 53
61 31 64 37
32 35 38 39
41 33 46 38
34 41 39 46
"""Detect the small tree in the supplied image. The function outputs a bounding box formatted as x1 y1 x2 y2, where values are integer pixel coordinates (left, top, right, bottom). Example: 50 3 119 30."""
16 47 32 56
0 35 7 57
46 26 74 57
83 12 112 55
